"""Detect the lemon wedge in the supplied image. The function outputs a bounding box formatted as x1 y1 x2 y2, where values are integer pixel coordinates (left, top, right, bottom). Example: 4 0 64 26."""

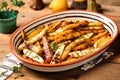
49 0 68 12
94 36 111 48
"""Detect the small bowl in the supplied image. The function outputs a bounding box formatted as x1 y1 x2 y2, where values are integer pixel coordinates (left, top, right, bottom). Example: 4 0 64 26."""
9 10 118 72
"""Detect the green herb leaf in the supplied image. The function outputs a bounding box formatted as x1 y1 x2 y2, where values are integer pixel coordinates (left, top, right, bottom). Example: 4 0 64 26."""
16 1 25 7
50 41 58 50
61 26 65 28
1 1 8 9
11 0 25 7
0 0 25 19
12 66 22 73
11 0 17 6
34 55 39 59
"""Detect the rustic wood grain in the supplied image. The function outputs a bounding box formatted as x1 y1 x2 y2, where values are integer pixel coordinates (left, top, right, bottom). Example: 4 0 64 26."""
7 62 120 80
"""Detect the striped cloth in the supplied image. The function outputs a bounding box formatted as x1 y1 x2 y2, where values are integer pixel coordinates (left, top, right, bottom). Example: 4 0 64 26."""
0 51 114 80
0 53 21 80
81 51 114 70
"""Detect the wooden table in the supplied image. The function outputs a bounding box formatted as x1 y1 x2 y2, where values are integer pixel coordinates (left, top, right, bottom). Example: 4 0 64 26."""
0 0 120 80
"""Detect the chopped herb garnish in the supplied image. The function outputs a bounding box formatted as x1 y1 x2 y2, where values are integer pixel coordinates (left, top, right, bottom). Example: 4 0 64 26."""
0 71 8 77
34 55 39 59
61 26 65 28
50 41 58 50
13 66 22 73
76 20 80 22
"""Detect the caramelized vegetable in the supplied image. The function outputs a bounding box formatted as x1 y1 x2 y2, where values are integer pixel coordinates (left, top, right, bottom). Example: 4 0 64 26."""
18 20 111 64
42 36 53 63
72 43 88 51
23 49 44 63
61 32 94 61
47 21 62 33
50 44 65 64
69 47 94 58
55 31 81 43
26 25 48 44
27 44 43 55
26 25 44 40
88 22 103 27
91 30 108 40
49 20 89 35
18 25 48 51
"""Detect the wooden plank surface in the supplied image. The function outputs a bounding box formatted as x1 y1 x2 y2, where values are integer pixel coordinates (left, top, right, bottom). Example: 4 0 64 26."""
7 62 120 80
0 0 120 80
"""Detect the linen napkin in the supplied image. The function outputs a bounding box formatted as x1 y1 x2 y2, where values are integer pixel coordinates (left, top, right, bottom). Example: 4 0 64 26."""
81 51 114 70
0 53 21 80
0 51 114 80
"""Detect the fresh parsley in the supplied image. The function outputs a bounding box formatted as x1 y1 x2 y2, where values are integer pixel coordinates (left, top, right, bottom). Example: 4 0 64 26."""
50 41 58 50
0 0 25 19
12 66 22 73
11 0 25 7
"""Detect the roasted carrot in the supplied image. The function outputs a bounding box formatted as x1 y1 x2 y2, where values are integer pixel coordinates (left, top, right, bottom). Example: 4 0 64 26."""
26 25 44 40
18 19 112 64
55 31 81 43
49 20 89 35
61 32 94 61
88 22 103 27
91 30 108 40
72 43 88 51
47 21 62 33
